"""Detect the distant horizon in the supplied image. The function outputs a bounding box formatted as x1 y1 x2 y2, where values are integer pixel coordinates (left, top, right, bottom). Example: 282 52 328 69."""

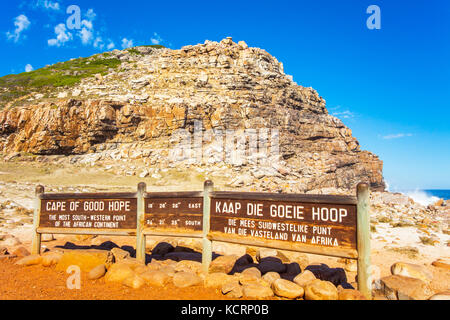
1 0 449 190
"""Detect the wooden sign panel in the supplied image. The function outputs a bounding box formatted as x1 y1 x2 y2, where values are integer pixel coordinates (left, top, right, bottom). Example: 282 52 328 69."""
209 193 358 258
40 197 137 230
144 196 203 233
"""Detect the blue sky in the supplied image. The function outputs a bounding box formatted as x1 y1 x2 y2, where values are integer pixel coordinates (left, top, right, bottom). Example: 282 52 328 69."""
2 0 449 189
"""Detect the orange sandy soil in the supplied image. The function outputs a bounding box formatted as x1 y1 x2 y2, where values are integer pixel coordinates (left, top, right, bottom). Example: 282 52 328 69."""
0 258 242 300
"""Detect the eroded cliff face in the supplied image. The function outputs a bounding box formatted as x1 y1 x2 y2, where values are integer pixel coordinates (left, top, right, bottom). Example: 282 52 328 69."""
0 38 385 192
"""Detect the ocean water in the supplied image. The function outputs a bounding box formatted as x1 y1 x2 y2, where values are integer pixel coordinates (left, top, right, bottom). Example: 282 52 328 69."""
401 189 450 206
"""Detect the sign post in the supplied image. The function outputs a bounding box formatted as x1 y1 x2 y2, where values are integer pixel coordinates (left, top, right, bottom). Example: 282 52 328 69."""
136 182 147 263
202 180 213 273
356 182 372 299
31 185 44 255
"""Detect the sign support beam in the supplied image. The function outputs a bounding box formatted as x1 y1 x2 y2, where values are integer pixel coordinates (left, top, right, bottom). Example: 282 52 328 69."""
357 182 372 299
31 185 44 255
136 182 146 263
202 180 213 273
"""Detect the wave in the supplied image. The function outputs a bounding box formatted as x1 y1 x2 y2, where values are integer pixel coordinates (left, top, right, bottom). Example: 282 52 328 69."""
402 190 440 206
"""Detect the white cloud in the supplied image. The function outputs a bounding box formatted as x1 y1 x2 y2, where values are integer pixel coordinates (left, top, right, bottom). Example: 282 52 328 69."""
93 37 104 49
85 8 96 21
382 133 413 140
48 23 73 47
107 41 115 50
121 38 133 49
332 110 355 119
6 14 31 43
150 32 163 45
25 64 34 72
79 27 93 44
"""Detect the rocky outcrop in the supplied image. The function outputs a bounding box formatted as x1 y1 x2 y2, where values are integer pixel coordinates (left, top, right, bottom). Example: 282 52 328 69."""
0 38 385 191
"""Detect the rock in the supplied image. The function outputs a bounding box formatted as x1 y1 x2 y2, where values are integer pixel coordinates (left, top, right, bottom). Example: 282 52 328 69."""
204 272 235 289
306 264 348 287
432 258 450 270
242 267 261 278
2 236 21 247
380 275 433 300
175 260 203 274
242 283 274 299
338 289 367 300
172 271 203 288
159 265 176 277
428 291 450 300
88 264 107 280
16 254 42 266
140 270 171 286
105 263 135 283
304 279 339 300
256 248 278 262
257 260 287 275
12 246 30 257
293 270 317 287
262 272 281 285
221 280 243 298
41 251 63 267
209 255 238 274
123 274 145 289
343 259 358 272
151 242 174 256
272 279 304 299
55 249 113 272
111 247 131 262
391 262 433 283
0 247 8 255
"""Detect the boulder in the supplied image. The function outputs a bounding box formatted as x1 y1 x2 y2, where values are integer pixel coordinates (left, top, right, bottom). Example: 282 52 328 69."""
88 264 107 280
151 242 174 256
173 271 203 288
306 264 348 287
262 272 281 285
55 249 113 272
272 279 304 299
175 260 203 274
159 265 176 277
111 247 131 262
12 246 30 257
205 272 235 289
294 270 317 287
428 291 450 300
338 288 367 300
104 263 135 283
432 258 450 270
380 275 433 300
15 254 42 266
221 280 243 298
41 251 63 267
242 267 261 278
242 283 274 299
123 274 145 289
304 279 339 300
257 261 287 275
391 262 432 283
209 255 238 274
140 270 171 286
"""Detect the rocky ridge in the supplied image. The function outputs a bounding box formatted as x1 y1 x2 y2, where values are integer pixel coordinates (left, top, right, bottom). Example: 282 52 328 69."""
0 37 384 192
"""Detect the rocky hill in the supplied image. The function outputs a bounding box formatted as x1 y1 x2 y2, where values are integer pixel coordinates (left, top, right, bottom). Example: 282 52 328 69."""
0 37 384 192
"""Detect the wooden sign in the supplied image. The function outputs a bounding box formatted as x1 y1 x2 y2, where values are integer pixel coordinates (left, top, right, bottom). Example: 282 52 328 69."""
143 192 203 236
208 192 358 258
40 197 137 230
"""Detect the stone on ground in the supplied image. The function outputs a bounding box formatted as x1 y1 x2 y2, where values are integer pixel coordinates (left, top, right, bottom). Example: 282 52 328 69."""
380 275 433 300
272 278 304 299
173 271 203 288
15 254 42 266
338 288 367 300
432 258 450 270
209 255 238 274
175 260 203 274
104 263 135 283
242 283 274 299
88 264 107 280
262 272 281 285
428 291 450 300
221 280 243 298
294 270 316 287
123 274 145 289
12 246 30 257
41 251 63 267
140 270 171 286
391 262 433 283
204 272 235 289
111 247 130 262
55 249 113 272
304 279 338 300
